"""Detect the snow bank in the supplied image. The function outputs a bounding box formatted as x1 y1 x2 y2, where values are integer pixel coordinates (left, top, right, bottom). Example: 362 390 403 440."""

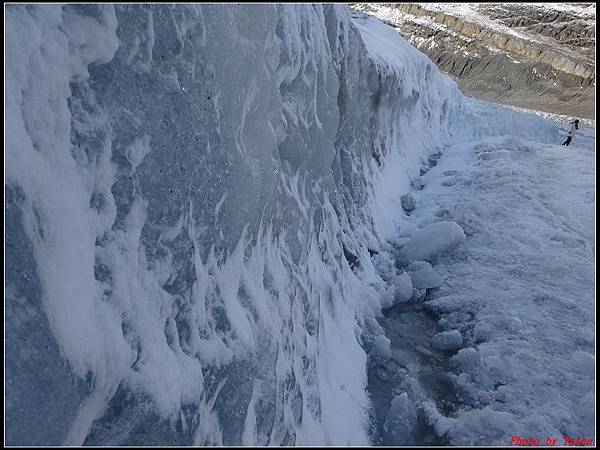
409 130 596 444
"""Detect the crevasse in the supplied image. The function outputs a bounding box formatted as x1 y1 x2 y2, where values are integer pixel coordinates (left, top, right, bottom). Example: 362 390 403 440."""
5 4 558 445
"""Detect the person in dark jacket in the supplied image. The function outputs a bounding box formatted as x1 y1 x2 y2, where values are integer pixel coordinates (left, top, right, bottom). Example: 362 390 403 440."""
562 119 579 146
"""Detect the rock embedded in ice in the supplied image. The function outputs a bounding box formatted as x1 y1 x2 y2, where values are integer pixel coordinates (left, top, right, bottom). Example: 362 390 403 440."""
412 177 424 190
383 393 418 445
428 155 439 166
393 273 413 304
432 330 463 352
414 345 436 359
407 261 444 289
401 221 466 262
400 193 416 212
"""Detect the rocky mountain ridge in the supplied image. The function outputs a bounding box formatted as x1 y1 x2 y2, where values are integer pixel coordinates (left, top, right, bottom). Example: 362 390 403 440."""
351 3 595 120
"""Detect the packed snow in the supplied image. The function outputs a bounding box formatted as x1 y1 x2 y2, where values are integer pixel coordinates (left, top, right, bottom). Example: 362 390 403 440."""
5 4 594 447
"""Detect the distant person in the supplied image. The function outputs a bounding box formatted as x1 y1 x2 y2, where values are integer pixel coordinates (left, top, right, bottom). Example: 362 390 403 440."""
562 119 579 146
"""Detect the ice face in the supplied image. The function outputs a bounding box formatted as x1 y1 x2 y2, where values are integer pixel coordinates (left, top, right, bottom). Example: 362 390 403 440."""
5 4 563 446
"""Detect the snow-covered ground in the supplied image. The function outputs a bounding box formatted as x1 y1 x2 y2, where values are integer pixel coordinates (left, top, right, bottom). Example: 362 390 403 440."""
369 114 595 444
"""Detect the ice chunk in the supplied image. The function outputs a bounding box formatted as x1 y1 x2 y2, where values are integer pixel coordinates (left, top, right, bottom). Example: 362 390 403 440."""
393 273 413 304
424 294 479 315
372 252 398 283
401 221 466 262
449 347 481 372
383 393 418 445
408 261 443 289
420 400 456 439
378 284 396 309
432 330 463 352
400 193 416 212
371 335 392 364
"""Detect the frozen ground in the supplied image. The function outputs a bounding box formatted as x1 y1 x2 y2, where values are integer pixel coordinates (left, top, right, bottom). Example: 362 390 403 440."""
369 122 595 445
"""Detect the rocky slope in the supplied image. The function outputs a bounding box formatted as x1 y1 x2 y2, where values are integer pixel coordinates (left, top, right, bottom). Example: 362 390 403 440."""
351 3 595 120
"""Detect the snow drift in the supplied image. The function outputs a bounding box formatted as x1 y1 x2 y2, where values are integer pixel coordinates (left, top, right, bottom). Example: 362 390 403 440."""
5 4 559 445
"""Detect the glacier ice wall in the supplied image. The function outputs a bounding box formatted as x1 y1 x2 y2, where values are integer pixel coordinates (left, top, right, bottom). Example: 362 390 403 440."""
5 4 558 446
